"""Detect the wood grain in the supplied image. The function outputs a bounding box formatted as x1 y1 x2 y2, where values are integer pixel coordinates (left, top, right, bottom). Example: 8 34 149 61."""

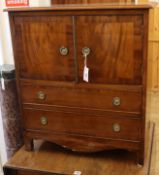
76 15 143 85
8 4 151 165
3 121 154 175
52 0 134 4
147 92 159 175
14 16 75 81
23 108 141 141
20 80 142 114
4 3 155 12
147 5 159 91
24 130 141 153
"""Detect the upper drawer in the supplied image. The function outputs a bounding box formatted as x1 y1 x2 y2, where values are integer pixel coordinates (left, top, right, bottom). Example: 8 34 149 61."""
20 80 142 114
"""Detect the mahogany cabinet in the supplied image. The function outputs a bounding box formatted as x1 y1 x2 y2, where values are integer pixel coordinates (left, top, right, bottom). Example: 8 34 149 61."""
6 3 153 165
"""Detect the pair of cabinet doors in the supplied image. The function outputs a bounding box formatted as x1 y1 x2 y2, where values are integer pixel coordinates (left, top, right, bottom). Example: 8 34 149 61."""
14 13 144 85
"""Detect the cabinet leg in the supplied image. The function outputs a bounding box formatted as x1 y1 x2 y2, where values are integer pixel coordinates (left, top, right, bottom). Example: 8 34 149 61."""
24 137 34 151
136 150 144 166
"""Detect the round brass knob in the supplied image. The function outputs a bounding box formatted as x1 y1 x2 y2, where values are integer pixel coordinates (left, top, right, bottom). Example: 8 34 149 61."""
37 91 46 100
40 117 48 125
82 47 91 56
113 97 121 106
113 123 121 132
59 46 69 56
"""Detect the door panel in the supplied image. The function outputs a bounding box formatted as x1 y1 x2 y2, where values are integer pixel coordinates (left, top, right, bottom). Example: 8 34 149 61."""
76 15 144 85
14 16 75 81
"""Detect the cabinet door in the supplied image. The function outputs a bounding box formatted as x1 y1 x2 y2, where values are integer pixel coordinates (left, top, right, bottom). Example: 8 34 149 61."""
14 16 75 81
76 15 144 85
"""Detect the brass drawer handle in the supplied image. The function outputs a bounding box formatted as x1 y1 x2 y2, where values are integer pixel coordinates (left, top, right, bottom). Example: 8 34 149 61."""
113 123 121 132
37 91 46 100
59 46 69 56
113 97 121 106
40 117 48 125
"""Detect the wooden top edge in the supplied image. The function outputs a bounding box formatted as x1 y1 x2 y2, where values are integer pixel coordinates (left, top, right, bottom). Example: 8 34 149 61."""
4 2 157 12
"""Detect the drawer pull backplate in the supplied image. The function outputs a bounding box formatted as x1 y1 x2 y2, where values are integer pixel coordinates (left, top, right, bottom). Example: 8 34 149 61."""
37 91 46 100
60 46 69 56
113 97 121 106
113 123 121 132
40 117 48 125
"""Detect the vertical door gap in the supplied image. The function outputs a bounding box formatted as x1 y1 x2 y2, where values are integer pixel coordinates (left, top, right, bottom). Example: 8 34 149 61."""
72 16 79 83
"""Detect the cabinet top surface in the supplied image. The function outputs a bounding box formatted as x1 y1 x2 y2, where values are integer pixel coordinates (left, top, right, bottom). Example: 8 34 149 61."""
4 2 156 12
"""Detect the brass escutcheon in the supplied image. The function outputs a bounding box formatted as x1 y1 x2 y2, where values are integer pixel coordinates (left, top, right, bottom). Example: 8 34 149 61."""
113 97 121 106
60 46 69 56
40 117 48 125
37 91 46 100
82 47 91 56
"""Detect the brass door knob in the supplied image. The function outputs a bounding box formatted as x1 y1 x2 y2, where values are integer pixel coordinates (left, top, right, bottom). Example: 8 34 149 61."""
59 46 69 56
40 117 48 125
37 91 46 100
113 97 121 106
113 123 121 132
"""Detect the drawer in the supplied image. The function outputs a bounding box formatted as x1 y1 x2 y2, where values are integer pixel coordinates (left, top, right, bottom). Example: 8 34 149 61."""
23 108 141 141
20 80 142 114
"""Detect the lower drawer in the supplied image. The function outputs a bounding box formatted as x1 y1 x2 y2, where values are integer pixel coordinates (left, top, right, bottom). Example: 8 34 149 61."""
23 108 141 141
